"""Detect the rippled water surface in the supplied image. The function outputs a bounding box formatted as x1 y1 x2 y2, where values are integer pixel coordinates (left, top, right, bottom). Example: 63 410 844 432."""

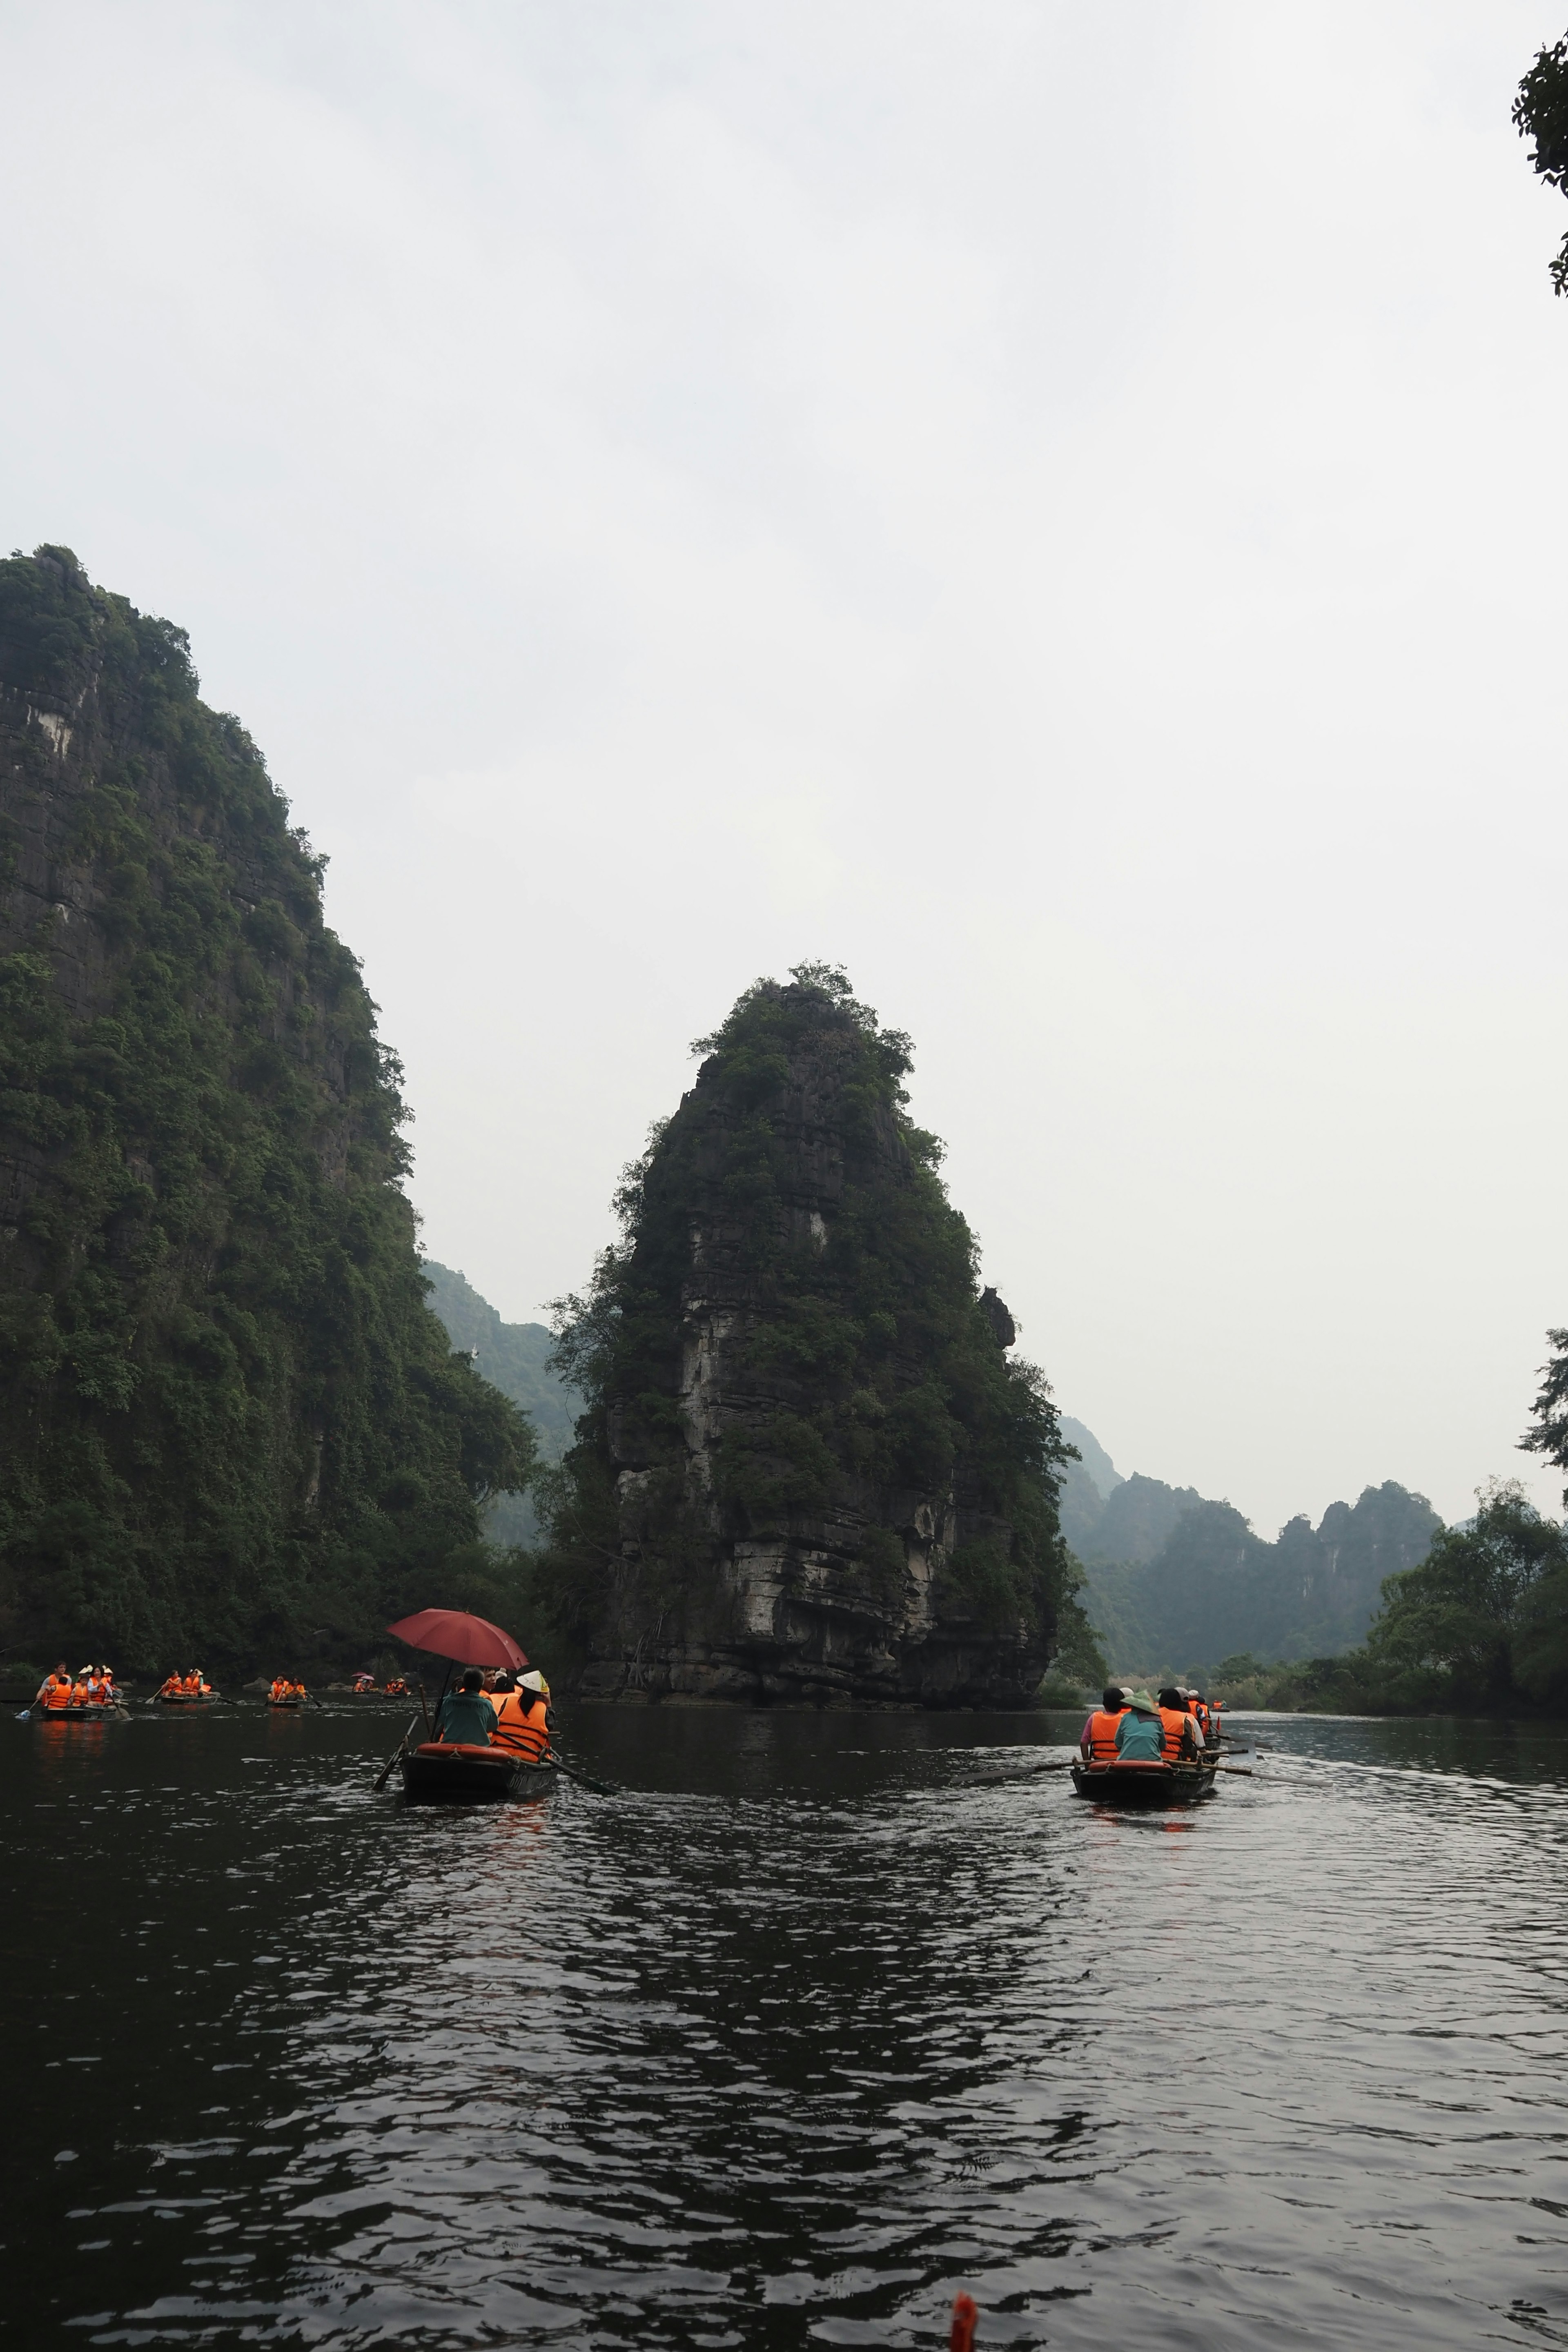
4 1702 1568 2348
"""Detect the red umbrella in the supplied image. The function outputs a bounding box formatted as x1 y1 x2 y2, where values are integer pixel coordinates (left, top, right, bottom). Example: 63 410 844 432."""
385 1610 528 1670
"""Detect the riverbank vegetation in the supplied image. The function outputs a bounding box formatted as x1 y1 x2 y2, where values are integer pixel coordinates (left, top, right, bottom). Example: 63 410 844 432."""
1112 1483 1568 1718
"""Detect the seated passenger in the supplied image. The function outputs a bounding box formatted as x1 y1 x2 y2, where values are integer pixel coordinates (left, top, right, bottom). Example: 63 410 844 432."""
1114 1694 1167 1762
489 1670 552 1763
433 1668 498 1746
158 1673 180 1698
1079 1685 1129 1762
40 1666 75 1711
71 1670 91 1706
269 1677 287 1701
1156 1686 1201 1760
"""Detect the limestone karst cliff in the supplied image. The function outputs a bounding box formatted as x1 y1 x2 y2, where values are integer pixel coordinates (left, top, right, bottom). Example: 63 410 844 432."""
535 965 1077 1705
0 547 533 1671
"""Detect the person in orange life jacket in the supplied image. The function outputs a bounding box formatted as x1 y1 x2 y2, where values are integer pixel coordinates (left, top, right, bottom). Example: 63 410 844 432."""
92 1666 115 1704
434 1668 498 1745
39 1665 74 1711
1187 1688 1213 1742
72 1670 91 1706
1079 1686 1129 1762
1156 1686 1202 1760
489 1670 552 1763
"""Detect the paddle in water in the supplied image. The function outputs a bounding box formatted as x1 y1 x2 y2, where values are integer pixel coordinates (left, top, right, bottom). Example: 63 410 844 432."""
373 1714 421 1792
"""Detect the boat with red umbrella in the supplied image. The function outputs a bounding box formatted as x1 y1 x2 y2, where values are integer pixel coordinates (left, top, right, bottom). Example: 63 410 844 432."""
381 1610 553 1802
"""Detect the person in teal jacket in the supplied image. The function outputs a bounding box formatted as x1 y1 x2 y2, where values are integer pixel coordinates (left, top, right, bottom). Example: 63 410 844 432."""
1114 1694 1167 1761
434 1668 498 1744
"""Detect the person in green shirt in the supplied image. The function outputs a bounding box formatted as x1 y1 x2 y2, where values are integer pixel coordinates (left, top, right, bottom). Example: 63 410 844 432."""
434 1668 498 1744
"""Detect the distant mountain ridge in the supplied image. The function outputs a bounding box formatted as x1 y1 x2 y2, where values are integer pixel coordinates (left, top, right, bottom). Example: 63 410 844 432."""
421 1261 580 1544
1060 1425 1439 1673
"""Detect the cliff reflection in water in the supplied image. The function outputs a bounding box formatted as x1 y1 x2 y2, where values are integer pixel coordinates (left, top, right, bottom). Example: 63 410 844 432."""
3 1705 1567 2348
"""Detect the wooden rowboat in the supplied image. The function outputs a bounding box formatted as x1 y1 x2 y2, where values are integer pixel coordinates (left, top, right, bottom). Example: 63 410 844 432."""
37 1703 128 1721
397 1741 556 1802
156 1690 218 1705
267 1696 306 1709
1070 1759 1218 1806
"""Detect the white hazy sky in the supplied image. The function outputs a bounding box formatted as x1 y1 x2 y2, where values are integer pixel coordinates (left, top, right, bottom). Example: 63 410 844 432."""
4 0 1568 1535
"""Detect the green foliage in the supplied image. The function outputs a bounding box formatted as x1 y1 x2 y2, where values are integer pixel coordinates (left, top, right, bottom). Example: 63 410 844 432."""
1206 1485 1568 1717
1361 1481 1568 1711
1516 36 1568 295
0 548 536 1675
534 964 1072 1657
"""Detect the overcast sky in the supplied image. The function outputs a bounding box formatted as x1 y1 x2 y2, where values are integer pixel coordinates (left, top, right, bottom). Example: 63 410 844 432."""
4 0 1568 1534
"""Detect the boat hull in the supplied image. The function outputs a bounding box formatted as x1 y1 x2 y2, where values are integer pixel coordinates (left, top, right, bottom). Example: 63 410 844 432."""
156 1693 217 1705
1071 1760 1218 1806
396 1742 556 1802
267 1698 305 1709
37 1704 127 1721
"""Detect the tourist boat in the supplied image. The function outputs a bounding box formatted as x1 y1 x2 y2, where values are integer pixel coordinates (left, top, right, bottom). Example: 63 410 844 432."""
1070 1758 1218 1805
156 1688 218 1706
396 1741 556 1802
267 1694 306 1709
37 1702 128 1721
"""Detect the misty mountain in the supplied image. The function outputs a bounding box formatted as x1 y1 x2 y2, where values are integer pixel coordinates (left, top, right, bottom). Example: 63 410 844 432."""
421 1261 581 1544
1061 1422 1438 1671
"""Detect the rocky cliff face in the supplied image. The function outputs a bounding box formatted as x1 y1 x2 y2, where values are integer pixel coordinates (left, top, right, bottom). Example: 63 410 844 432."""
540 967 1072 1706
0 547 530 1670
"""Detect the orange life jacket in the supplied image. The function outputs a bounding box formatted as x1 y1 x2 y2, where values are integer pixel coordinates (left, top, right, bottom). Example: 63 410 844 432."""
1083 1706 1127 1762
71 1679 90 1706
92 1678 111 1704
1158 1706 1193 1761
490 1690 550 1764
43 1673 74 1711
1192 1699 1212 1739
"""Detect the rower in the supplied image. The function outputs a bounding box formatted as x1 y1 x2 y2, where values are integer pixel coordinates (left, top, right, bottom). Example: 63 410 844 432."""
1156 1686 1201 1760
489 1670 552 1764
433 1668 498 1745
1187 1688 1212 1743
1079 1685 1129 1763
40 1666 74 1711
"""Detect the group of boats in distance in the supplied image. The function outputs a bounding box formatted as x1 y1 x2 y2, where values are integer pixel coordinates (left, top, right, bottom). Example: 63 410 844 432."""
18 1629 1255 1815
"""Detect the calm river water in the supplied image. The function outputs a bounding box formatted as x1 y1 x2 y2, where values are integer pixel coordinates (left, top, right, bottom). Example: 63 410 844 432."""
3 1703 1566 2348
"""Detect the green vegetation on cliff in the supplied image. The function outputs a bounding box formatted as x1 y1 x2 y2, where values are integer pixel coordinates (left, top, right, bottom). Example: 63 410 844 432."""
1185 1486 1568 1717
534 965 1085 1697
0 547 535 1675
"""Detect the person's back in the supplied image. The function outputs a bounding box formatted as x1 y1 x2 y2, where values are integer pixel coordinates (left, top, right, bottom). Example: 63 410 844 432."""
1080 1686 1129 1763
434 1671 497 1746
42 1669 73 1711
490 1673 551 1763
1114 1703 1166 1762
1156 1687 1197 1760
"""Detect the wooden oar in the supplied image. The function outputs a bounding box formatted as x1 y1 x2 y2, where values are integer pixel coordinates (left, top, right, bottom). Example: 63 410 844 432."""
373 1714 421 1792
547 1749 619 1796
970 1756 1078 1788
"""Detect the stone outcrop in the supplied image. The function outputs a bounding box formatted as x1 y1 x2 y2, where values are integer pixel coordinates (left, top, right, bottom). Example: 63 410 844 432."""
561 973 1068 1707
0 547 530 1671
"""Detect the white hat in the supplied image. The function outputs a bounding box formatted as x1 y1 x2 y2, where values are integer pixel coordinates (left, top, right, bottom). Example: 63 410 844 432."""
520 1670 549 1695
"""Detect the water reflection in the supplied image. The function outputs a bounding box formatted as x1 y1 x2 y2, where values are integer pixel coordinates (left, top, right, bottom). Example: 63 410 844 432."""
1 1705 1566 2347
